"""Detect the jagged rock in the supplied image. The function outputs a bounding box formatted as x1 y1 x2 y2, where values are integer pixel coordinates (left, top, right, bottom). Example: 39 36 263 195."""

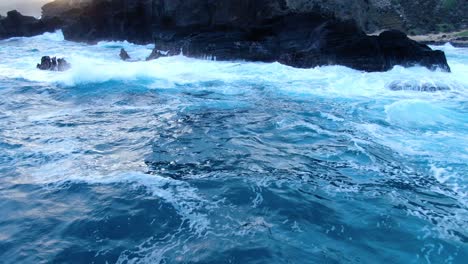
120 48 131 61
146 49 167 61
119 48 160 62
37 56 71 71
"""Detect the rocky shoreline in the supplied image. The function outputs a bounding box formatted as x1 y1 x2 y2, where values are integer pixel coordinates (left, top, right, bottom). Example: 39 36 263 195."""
0 0 460 72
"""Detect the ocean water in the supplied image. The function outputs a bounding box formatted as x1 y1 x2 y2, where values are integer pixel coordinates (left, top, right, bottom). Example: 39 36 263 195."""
0 31 467 263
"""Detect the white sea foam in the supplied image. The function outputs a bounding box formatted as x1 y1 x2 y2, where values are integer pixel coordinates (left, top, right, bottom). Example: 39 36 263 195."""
0 30 466 100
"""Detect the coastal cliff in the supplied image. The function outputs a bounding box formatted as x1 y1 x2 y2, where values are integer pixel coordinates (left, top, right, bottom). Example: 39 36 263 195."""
40 0 467 36
0 0 458 72
0 10 60 39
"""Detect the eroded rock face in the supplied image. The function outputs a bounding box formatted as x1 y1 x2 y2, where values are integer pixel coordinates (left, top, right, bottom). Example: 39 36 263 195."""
37 56 71 71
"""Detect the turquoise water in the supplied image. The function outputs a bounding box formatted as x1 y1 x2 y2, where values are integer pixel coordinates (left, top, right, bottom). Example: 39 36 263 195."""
0 31 467 263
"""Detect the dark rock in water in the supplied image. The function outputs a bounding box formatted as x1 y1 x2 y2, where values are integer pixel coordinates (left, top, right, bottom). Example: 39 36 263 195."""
119 48 162 62
0 10 61 39
376 31 451 72
388 80 451 92
57 58 71 71
151 17 451 72
37 56 52 70
37 56 71 71
120 48 131 61
146 49 167 61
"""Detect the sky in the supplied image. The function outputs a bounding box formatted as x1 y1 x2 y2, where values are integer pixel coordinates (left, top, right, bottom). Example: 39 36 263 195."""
0 0 52 17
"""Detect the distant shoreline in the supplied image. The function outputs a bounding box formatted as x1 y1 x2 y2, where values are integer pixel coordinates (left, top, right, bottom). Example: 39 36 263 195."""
409 30 468 48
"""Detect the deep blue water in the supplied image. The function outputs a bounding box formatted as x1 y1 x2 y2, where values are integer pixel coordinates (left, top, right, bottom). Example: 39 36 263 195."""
0 31 467 263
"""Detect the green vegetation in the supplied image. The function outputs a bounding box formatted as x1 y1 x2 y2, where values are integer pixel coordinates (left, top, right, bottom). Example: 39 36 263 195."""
442 0 457 10
436 23 455 33
456 30 468 37
408 27 426 36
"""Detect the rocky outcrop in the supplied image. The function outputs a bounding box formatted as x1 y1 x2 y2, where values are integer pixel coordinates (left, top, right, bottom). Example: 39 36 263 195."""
37 56 71 71
36 0 451 72
148 19 451 72
2 1 454 72
119 48 131 61
146 49 167 61
0 10 61 39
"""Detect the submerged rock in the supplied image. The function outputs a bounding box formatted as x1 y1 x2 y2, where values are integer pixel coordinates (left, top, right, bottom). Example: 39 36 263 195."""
37 56 71 71
388 80 451 92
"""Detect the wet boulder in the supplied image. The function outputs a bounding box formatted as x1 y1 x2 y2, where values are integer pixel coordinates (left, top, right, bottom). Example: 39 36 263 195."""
37 56 71 71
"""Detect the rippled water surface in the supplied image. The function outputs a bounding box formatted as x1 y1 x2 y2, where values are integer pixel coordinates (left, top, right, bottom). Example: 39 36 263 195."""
0 32 467 263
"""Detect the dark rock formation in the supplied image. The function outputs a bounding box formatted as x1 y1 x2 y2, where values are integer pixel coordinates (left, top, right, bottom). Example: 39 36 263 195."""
146 49 167 61
3 1 454 72
118 48 164 62
119 48 131 61
0 10 61 39
39 0 467 42
148 16 451 72
37 56 71 71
